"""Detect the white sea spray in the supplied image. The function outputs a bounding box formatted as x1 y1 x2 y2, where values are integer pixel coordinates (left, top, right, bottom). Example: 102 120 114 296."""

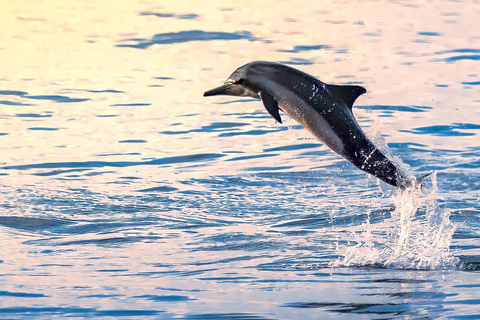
333 172 460 270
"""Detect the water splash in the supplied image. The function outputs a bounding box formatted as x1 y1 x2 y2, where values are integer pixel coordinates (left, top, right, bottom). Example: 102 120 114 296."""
333 173 460 270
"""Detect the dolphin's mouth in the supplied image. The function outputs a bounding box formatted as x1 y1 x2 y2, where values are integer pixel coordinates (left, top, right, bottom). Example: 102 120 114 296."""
203 83 238 97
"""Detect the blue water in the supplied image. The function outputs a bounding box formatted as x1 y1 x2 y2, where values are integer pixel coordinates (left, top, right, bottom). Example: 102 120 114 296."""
1 1 480 319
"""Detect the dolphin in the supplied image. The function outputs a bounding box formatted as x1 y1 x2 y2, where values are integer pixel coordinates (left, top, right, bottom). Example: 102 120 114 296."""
204 61 420 188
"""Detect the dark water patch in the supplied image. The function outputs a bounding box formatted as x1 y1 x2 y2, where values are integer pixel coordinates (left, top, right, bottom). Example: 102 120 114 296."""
0 291 48 298
431 48 480 63
387 142 428 151
219 128 285 137
117 30 260 49
85 89 124 93
118 140 147 143
137 186 179 193
197 233 283 252
0 90 28 96
435 48 480 55
435 84 449 87
461 81 480 86
283 301 408 315
222 110 270 119
30 235 164 247
153 76 174 80
363 32 380 37
458 255 480 271
25 95 89 103
184 313 273 320
401 123 479 136
278 44 331 53
412 39 431 44
217 99 255 105
226 153 279 162
264 143 320 153
140 11 198 20
0 100 35 106
196 239 283 252
161 130 190 135
132 294 193 302
442 299 480 305
396 50 413 56
356 105 432 113
0 216 72 231
364 291 455 299
28 127 59 131
373 278 433 284
97 268 129 273
378 113 394 117
193 255 264 267
58 220 157 235
283 302 343 308
0 307 97 316
96 114 118 117
110 103 150 107
445 55 480 63
418 31 442 36
452 314 480 319
160 122 249 135
0 133 8 136
199 122 249 132
272 209 391 229
280 58 315 65
1 153 225 171
15 113 52 118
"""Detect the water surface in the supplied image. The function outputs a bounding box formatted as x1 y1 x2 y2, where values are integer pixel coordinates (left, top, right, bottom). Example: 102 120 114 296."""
0 1 479 319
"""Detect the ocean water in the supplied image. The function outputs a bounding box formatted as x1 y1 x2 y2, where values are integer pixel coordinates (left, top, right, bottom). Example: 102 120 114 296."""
0 1 479 319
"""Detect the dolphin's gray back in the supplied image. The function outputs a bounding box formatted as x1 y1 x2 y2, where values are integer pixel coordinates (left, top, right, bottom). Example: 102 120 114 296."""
240 61 405 187
205 61 410 187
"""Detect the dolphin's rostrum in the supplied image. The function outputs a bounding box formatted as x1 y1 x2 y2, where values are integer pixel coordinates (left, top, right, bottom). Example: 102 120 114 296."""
204 61 419 188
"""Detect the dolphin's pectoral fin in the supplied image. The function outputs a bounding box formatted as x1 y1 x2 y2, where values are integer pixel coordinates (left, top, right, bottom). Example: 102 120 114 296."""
259 91 282 124
327 84 367 110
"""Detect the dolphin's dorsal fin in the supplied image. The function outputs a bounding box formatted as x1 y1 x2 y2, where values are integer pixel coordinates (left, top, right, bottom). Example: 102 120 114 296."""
260 91 282 124
327 84 366 110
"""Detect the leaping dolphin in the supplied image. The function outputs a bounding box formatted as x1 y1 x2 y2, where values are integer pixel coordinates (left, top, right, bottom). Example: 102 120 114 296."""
204 61 420 188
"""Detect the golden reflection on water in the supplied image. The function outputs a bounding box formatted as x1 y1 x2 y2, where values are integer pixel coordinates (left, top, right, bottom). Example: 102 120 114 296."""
0 0 478 189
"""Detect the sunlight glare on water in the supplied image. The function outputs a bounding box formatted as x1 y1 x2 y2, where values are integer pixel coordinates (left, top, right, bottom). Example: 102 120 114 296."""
0 0 479 319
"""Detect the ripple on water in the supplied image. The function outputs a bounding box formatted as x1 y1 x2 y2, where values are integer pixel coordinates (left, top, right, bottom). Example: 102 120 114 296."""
400 123 479 136
432 48 480 63
116 30 262 49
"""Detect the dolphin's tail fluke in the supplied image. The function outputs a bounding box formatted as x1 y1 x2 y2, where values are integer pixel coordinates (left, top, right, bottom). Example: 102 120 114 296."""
396 171 435 189
416 171 435 186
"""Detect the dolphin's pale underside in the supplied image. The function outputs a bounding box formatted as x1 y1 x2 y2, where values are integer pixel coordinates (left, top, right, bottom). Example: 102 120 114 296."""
204 61 421 188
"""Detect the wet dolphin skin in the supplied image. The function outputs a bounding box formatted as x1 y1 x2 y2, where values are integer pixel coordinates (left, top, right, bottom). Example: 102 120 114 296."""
205 61 417 187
